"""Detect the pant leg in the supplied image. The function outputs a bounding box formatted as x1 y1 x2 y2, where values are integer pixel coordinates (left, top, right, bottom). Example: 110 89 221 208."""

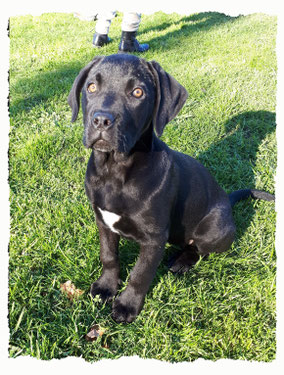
95 11 117 35
121 12 141 32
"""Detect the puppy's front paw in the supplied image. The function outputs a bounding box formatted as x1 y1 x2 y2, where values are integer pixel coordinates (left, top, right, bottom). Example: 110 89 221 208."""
90 281 116 302
111 299 139 323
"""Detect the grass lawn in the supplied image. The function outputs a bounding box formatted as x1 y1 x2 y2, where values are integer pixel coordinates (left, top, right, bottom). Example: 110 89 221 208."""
9 11 277 362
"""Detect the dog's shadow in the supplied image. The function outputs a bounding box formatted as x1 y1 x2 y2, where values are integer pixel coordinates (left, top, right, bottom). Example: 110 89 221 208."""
196 109 275 249
118 110 276 285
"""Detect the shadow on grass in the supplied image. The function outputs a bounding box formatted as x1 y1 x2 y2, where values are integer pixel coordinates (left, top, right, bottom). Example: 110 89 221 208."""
197 110 275 245
141 11 239 49
9 63 84 117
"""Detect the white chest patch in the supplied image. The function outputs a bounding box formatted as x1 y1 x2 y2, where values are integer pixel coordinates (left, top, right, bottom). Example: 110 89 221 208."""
98 208 121 234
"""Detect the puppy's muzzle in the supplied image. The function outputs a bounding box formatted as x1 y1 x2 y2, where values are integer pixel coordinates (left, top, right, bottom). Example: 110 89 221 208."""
92 112 115 131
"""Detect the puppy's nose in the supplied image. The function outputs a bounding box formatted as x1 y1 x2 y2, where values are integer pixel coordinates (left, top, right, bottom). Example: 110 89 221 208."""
92 112 114 130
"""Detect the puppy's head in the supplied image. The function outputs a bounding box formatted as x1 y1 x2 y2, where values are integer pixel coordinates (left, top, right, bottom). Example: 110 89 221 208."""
68 54 188 153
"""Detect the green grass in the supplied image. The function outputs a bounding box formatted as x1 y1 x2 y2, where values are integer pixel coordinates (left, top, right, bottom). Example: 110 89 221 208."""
9 11 276 362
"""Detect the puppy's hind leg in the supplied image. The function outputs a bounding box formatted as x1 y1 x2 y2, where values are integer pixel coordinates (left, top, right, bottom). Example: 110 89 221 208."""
191 206 236 256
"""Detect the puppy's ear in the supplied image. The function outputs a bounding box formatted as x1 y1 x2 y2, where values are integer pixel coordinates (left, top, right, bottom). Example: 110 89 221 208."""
68 56 104 122
147 61 188 137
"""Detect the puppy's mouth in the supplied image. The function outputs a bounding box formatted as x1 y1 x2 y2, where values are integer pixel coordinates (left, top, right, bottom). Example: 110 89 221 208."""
93 139 112 152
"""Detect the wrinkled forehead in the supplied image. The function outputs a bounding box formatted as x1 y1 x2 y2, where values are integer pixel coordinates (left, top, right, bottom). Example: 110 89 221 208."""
88 54 154 84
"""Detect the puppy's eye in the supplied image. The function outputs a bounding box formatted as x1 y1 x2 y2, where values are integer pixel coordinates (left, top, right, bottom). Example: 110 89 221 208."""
132 88 143 98
87 83 97 93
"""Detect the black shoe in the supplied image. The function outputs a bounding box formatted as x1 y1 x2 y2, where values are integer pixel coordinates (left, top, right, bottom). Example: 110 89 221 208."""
118 31 149 53
93 33 110 47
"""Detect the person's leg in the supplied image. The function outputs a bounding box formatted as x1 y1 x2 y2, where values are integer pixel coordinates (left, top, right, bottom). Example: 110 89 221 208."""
119 13 149 52
121 12 141 32
93 10 116 47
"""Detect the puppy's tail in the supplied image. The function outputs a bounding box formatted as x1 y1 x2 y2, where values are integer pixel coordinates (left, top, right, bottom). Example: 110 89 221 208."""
228 189 275 207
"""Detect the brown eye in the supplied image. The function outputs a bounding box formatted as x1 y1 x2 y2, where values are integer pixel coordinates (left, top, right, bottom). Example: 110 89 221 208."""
132 87 143 98
87 83 97 93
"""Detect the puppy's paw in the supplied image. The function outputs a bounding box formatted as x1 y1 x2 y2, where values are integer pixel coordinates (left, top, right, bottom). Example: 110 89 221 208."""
168 249 199 274
111 299 139 323
90 281 116 302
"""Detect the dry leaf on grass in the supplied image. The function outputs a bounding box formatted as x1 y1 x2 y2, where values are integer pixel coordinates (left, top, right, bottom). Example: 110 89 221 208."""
85 324 106 342
60 280 84 300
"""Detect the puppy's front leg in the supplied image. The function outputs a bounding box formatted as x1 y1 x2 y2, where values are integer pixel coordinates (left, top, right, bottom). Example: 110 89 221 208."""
90 222 120 302
112 238 166 323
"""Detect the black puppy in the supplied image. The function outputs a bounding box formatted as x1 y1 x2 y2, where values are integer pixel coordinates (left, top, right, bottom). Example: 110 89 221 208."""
68 54 274 323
